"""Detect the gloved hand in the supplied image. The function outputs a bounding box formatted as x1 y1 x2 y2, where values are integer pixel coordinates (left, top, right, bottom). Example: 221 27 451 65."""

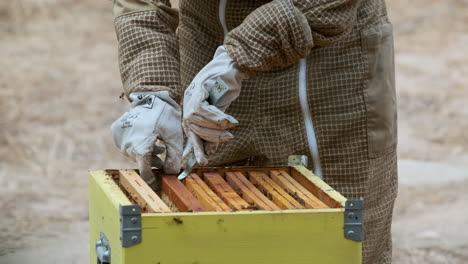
111 91 183 188
183 46 248 165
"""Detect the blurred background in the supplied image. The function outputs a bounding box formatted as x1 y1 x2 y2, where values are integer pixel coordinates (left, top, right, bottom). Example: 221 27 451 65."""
0 0 467 263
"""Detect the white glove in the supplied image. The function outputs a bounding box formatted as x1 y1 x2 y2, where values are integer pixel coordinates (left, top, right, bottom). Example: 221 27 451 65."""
183 46 248 165
111 91 183 186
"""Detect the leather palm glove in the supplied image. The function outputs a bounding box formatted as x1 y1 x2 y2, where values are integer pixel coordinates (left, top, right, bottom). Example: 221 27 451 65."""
183 46 248 165
111 91 183 188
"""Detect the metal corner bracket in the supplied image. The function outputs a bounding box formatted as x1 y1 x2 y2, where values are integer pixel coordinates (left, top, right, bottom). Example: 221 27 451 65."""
96 232 111 264
120 204 142 248
288 155 309 167
344 199 364 242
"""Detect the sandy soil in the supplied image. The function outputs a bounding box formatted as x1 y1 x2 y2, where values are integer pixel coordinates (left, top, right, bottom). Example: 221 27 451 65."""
0 0 467 263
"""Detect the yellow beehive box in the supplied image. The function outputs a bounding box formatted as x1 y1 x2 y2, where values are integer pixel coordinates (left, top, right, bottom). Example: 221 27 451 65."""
89 165 362 264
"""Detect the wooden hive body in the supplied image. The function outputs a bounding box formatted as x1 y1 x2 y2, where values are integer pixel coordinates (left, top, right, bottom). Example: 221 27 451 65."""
89 166 362 264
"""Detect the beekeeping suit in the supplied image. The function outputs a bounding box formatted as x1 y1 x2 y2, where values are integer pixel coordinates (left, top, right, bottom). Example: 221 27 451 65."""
110 1 397 263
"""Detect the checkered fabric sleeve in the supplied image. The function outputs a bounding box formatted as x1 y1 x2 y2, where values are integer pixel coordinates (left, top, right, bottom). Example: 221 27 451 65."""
293 0 363 47
224 0 363 73
113 0 181 101
224 0 313 74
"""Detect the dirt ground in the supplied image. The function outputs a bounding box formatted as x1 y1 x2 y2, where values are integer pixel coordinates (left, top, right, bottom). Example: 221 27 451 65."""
0 0 467 263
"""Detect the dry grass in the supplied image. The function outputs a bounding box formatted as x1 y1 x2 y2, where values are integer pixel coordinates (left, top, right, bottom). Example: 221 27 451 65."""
0 0 133 254
388 0 468 163
0 0 467 262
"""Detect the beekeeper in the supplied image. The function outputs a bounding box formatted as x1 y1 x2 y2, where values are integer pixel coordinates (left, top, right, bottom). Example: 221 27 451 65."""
110 1 397 263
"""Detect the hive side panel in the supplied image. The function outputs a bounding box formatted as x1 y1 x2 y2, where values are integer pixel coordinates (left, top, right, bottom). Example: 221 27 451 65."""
89 170 132 264
128 210 361 264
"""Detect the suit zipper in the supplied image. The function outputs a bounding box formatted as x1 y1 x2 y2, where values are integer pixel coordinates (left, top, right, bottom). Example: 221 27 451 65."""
299 59 323 179
219 0 228 36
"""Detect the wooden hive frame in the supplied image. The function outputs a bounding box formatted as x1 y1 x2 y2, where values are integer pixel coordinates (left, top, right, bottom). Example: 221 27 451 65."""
89 167 360 264
109 166 344 213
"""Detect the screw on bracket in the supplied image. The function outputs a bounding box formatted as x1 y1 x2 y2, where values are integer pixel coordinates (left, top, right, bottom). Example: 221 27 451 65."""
288 155 309 167
344 199 364 242
96 232 111 263
120 204 142 247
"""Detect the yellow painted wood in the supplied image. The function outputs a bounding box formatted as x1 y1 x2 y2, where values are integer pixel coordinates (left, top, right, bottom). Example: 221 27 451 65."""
121 209 361 264
89 170 132 264
90 167 361 264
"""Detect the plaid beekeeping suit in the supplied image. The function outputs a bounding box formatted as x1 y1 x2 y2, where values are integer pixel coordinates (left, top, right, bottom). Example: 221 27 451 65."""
112 0 398 263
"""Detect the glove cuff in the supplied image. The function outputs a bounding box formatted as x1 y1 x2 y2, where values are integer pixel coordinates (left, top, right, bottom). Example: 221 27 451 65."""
129 91 181 112
213 46 250 81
